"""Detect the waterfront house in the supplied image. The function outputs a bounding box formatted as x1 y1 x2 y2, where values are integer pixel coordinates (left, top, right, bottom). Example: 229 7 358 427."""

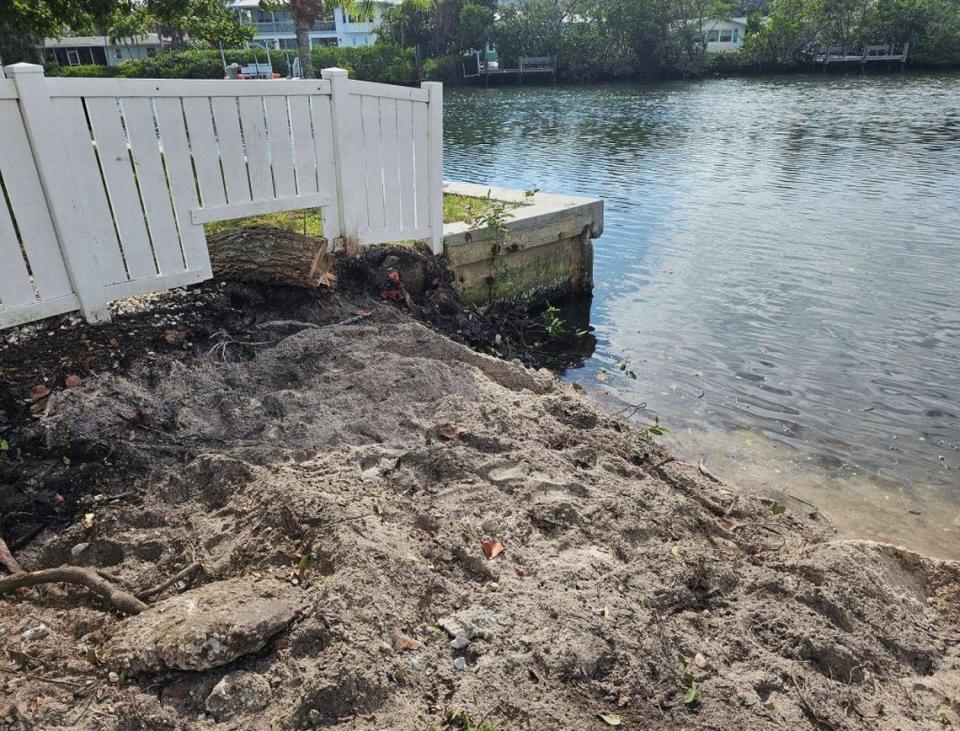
700 17 748 53
39 34 163 67
227 0 398 50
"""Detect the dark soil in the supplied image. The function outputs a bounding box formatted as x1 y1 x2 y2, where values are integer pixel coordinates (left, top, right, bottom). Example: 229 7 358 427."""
0 245 591 557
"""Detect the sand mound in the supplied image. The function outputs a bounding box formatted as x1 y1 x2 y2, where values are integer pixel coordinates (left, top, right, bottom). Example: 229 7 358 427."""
2 320 959 730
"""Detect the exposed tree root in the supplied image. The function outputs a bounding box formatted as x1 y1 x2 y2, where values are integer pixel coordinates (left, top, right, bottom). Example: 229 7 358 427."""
0 566 148 615
136 562 203 602
697 457 722 483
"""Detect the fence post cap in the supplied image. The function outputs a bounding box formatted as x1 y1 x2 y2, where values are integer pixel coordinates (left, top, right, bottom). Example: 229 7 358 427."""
321 67 349 79
4 62 45 76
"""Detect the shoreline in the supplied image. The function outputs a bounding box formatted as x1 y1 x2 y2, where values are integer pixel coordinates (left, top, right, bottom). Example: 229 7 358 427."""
582 388 960 562
444 65 960 93
1 251 959 728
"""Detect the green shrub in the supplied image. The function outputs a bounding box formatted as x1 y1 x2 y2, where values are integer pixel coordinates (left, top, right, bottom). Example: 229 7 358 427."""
45 63 116 77
46 49 294 79
312 44 418 84
421 54 461 82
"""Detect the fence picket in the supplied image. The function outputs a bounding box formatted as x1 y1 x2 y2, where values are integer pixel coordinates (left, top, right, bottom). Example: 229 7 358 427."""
238 96 273 201
412 102 430 231
380 98 402 232
289 96 318 197
264 96 296 199
181 97 227 208
122 97 185 274
360 95 385 232
211 96 252 205
0 185 36 308
396 100 416 232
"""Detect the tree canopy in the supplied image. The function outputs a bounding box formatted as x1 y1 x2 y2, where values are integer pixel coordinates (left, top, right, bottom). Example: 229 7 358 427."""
383 0 960 81
1 0 254 64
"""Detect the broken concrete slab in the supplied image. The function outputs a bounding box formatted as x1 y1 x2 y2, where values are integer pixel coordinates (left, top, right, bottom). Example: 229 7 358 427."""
106 577 307 673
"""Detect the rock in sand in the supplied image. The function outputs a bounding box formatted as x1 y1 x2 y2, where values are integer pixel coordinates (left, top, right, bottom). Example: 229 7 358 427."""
106 577 307 673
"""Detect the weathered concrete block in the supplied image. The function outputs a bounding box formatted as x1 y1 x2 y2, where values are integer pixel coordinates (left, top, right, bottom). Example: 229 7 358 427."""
443 182 603 306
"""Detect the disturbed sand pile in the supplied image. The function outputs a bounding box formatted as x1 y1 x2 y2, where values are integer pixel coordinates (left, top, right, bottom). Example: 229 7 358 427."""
2 310 960 729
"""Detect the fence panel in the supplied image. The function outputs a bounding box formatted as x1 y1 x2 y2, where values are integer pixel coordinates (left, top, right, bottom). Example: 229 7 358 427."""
0 90 80 327
0 65 444 330
348 81 440 247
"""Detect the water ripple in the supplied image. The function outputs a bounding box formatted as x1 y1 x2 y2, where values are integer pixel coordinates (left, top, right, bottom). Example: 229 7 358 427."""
444 73 960 507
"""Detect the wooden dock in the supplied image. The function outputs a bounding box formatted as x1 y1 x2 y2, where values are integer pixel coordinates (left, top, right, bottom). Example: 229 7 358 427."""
813 43 909 70
463 55 558 85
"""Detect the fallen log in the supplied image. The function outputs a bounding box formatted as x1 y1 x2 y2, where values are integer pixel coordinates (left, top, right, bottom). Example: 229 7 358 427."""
207 227 336 288
207 228 335 288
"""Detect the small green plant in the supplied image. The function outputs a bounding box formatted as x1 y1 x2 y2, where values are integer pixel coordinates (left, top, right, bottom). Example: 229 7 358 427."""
676 652 700 706
448 709 497 731
640 416 667 440
541 302 566 337
0 439 8 452
467 192 511 253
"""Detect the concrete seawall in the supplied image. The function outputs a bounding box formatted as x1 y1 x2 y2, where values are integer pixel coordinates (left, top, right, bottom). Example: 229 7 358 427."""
443 181 604 305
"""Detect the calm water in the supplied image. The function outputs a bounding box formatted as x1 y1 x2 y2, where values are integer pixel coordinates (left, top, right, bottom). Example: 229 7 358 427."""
443 73 960 558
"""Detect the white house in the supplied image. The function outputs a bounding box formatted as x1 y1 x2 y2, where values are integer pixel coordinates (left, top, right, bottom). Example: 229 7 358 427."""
40 34 163 67
700 17 748 53
228 0 399 50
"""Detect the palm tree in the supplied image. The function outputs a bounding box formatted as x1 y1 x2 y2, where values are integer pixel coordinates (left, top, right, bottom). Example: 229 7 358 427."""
288 0 373 77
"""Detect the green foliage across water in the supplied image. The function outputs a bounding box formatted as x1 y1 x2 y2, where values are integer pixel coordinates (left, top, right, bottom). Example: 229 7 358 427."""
22 0 960 83
380 0 960 82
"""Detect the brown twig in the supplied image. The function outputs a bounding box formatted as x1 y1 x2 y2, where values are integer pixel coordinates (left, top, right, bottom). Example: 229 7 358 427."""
135 562 203 602
791 674 835 730
0 535 21 575
0 567 147 615
697 458 722 483
784 492 837 533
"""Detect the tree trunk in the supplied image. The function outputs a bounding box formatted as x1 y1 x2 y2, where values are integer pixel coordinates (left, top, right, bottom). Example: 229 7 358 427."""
295 18 314 78
207 228 334 287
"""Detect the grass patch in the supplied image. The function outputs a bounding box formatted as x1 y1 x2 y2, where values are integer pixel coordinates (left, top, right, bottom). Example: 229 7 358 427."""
203 194 511 239
204 208 325 238
444 193 500 224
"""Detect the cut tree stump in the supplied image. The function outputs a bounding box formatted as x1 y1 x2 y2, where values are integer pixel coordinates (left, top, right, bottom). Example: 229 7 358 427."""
207 228 335 288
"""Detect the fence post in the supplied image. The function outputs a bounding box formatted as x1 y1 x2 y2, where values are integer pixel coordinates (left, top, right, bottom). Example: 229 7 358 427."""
5 63 110 323
321 67 362 255
421 81 444 256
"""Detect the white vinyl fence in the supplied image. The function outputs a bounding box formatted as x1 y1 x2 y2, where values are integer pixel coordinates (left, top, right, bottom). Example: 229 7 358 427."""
0 63 443 328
